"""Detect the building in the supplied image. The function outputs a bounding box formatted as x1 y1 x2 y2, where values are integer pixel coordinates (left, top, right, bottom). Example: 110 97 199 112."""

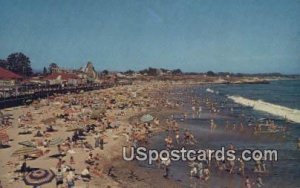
0 67 22 86
79 62 99 82
44 72 85 86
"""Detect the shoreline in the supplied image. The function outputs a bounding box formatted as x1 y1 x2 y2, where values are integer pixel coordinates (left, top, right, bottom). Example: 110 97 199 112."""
1 79 299 187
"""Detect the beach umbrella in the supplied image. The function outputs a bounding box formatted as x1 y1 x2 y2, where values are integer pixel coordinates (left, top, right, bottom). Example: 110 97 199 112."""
0 131 9 145
140 114 154 123
18 141 36 148
66 124 84 131
24 169 55 186
11 147 42 157
48 137 64 147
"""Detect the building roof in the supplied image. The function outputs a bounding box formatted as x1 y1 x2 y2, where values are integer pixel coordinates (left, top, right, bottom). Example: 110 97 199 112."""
0 67 22 80
44 73 80 80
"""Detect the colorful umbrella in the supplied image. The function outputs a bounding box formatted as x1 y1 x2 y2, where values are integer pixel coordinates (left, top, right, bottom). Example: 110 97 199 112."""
140 114 154 122
18 141 36 148
11 147 42 157
24 169 55 186
66 124 84 131
48 137 64 147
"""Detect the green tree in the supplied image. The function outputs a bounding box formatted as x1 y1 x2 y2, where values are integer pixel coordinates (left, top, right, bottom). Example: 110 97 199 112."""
43 67 48 75
6 52 33 76
124 69 135 75
0 59 8 69
206 71 215 76
102 70 109 75
48 63 58 73
172 69 182 75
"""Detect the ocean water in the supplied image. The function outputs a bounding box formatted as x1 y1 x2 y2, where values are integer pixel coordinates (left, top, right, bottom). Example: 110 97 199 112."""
213 79 300 109
143 80 300 188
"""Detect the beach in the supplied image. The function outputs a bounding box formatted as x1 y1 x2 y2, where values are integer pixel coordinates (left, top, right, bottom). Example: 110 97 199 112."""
0 79 300 188
0 81 184 188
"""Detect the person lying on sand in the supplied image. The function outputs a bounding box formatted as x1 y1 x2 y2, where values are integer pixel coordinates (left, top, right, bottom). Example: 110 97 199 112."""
83 142 93 151
46 125 57 132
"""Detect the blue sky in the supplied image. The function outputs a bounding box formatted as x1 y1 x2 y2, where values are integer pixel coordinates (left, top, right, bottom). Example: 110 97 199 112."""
0 0 299 73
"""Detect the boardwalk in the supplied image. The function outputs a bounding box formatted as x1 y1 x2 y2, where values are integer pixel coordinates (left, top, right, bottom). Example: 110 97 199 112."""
0 83 113 109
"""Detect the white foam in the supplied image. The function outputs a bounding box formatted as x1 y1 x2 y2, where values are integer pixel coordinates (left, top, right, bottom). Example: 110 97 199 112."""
206 88 214 93
228 95 300 123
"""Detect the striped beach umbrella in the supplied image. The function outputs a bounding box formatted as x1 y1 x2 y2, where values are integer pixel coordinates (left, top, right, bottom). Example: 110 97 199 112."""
48 137 64 147
66 124 84 131
140 114 154 123
24 169 55 186
18 141 36 148
0 131 9 145
11 147 42 157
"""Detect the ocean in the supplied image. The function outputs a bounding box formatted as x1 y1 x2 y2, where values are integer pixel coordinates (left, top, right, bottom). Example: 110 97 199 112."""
142 80 300 188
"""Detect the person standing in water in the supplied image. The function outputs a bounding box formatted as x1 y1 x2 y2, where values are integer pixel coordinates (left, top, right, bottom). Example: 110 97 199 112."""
175 132 180 144
161 157 171 178
210 119 214 133
239 159 245 177
198 106 202 117
256 175 264 187
245 176 252 188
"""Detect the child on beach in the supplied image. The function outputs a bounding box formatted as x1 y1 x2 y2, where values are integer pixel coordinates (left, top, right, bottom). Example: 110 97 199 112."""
55 168 64 188
66 170 75 188
70 156 75 165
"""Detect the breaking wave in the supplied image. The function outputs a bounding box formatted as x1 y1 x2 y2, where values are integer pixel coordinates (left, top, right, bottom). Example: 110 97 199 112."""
206 88 214 93
228 95 300 123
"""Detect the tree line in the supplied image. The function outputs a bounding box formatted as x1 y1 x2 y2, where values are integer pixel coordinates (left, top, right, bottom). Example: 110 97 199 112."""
0 52 33 76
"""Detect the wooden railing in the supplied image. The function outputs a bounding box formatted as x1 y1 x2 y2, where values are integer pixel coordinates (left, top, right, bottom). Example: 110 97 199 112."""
0 83 114 109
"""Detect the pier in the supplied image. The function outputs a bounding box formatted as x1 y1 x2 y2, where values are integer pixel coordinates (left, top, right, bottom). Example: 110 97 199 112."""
0 83 113 109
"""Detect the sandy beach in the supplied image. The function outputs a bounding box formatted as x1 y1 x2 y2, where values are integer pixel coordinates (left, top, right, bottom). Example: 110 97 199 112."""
1 79 299 188
0 81 185 188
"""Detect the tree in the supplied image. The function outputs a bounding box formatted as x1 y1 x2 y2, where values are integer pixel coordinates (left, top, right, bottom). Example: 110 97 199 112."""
206 71 215 76
102 70 109 75
48 63 58 73
0 59 8 69
43 67 48 75
172 69 182 75
6 52 33 76
124 69 135 75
